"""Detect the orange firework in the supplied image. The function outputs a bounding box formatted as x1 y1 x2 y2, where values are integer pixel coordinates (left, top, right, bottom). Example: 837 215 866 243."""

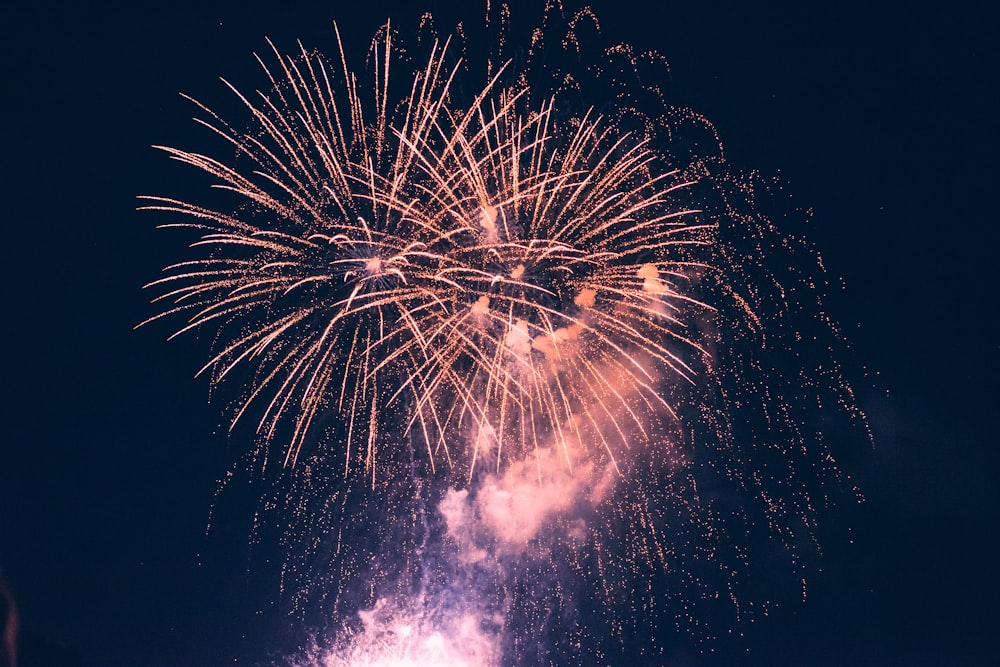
140 19 714 484
141 5 869 655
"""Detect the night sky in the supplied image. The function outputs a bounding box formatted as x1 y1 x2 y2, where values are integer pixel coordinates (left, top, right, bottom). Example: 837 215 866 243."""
3 1 997 665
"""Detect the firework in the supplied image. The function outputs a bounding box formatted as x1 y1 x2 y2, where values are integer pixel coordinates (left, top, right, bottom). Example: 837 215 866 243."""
140 14 711 482
142 2 868 663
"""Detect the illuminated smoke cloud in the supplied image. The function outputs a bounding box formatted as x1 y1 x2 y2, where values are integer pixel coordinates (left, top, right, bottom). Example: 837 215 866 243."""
289 597 501 667
441 447 613 560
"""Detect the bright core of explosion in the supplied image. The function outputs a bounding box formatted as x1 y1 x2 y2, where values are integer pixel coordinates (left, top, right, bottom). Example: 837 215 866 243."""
293 598 500 667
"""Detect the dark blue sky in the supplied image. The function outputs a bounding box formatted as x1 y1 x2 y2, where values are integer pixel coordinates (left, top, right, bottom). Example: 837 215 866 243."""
2 1 997 665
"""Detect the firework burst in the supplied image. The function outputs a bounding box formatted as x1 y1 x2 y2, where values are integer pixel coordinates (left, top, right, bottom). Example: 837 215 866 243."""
142 2 868 662
141 14 712 482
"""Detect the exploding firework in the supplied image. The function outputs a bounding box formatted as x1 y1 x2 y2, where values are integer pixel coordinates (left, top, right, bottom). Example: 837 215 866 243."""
142 2 868 664
140 22 709 482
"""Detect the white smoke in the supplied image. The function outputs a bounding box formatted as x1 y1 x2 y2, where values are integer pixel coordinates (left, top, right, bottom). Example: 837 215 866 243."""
638 262 672 316
477 205 500 244
503 319 533 365
441 446 613 560
290 597 501 667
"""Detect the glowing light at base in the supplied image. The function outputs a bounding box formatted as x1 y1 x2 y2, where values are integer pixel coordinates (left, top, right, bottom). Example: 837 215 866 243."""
296 599 500 667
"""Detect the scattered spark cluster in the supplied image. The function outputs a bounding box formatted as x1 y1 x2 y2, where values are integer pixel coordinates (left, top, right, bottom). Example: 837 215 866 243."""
142 2 869 664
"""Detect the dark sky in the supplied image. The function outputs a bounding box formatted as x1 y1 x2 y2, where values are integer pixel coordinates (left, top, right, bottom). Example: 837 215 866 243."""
2 1 997 665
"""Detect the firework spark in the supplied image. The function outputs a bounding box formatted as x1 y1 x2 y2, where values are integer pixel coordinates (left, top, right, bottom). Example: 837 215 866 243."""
142 2 868 663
